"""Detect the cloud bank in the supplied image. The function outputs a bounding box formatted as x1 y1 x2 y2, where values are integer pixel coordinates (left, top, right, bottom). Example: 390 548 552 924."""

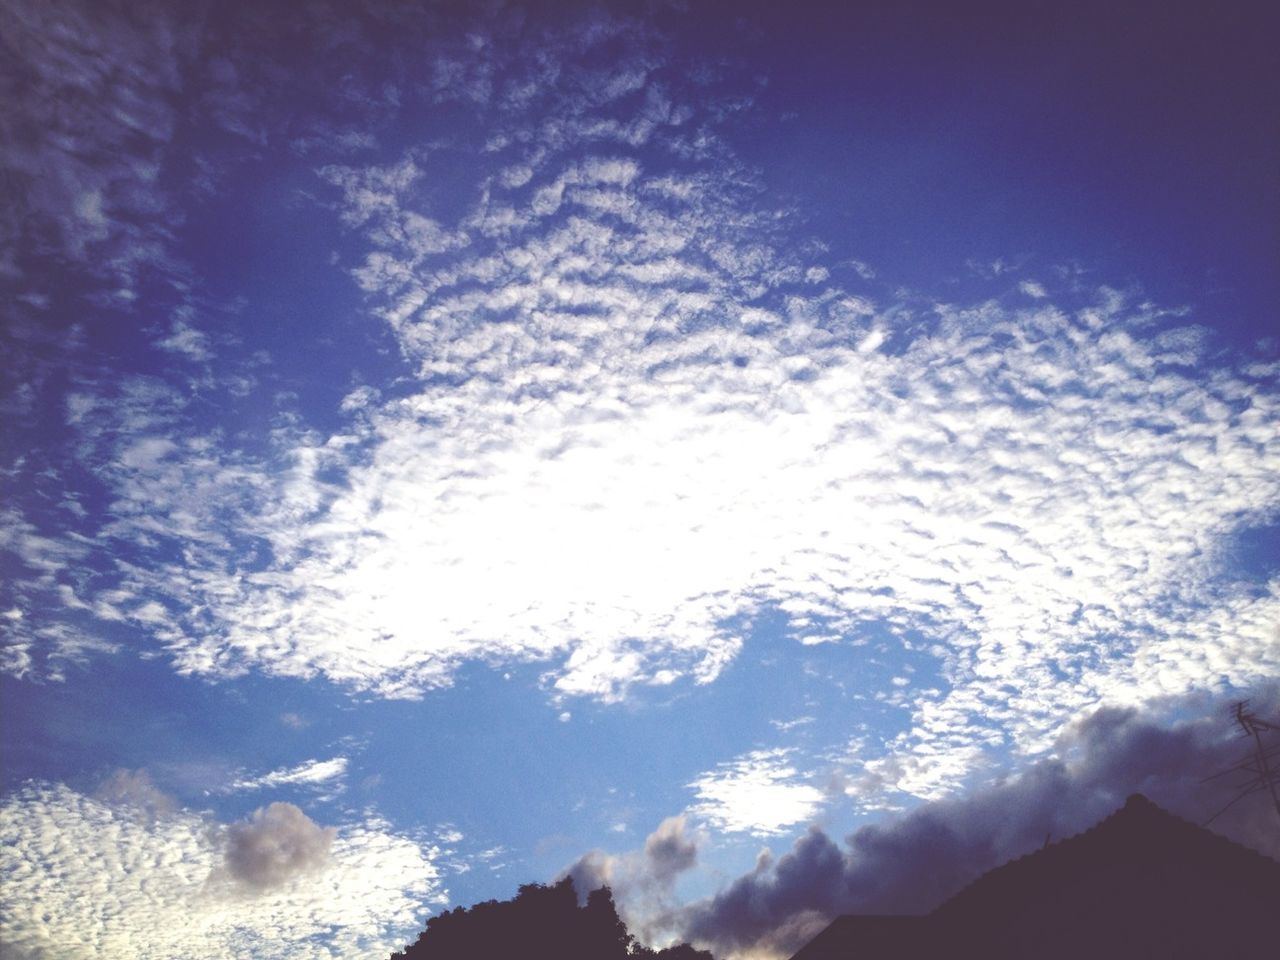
670 687 1280 959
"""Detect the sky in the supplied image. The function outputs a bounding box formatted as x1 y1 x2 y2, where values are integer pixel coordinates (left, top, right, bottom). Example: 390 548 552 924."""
1 1 1278 958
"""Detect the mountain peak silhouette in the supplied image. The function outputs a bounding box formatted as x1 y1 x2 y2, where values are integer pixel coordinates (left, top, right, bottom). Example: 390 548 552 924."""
793 794 1280 960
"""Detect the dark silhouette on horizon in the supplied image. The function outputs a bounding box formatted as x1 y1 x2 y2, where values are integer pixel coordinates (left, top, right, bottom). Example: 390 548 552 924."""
791 793 1280 960
390 877 710 960
1203 700 1280 828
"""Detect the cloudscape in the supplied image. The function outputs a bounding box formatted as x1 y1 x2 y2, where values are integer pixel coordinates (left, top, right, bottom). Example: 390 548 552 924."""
2 2 1277 958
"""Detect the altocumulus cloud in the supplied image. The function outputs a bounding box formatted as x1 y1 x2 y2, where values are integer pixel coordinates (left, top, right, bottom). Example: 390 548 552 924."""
0 0 191 299
2 0 1278 808
0 778 444 960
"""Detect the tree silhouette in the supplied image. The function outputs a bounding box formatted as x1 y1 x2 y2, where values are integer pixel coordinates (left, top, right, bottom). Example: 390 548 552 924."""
390 877 712 960
579 887 634 956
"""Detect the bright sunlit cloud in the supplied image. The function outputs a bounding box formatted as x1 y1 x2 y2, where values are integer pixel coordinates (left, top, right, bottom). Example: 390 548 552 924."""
689 750 827 837
2 2 1277 957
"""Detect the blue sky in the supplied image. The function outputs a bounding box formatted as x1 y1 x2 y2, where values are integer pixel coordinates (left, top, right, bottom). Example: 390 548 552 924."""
2 2 1278 958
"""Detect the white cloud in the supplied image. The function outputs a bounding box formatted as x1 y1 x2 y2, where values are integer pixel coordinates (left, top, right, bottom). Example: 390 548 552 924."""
155 313 212 362
436 826 464 845
0 782 442 960
116 272 1274 790
689 749 826 836
770 716 815 733
229 757 349 793
847 259 876 280
5 1 1278 808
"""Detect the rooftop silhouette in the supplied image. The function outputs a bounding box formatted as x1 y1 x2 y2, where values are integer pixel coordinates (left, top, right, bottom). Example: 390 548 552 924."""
792 794 1280 960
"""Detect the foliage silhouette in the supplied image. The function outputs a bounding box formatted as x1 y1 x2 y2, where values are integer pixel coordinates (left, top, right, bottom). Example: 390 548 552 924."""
390 877 712 960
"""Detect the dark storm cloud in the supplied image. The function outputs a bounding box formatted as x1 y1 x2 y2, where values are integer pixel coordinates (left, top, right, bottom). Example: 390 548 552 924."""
677 686 1280 958
223 801 336 892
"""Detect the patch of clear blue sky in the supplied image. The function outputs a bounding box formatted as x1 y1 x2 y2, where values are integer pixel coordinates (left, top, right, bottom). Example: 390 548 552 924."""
353 617 915 893
702 1 1278 346
1 606 936 909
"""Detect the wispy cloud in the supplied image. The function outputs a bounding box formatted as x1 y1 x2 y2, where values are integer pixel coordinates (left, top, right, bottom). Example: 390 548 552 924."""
229 757 349 793
155 312 213 363
770 716 816 734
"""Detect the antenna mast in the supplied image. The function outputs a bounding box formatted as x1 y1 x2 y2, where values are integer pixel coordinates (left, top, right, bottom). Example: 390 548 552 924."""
1202 700 1280 829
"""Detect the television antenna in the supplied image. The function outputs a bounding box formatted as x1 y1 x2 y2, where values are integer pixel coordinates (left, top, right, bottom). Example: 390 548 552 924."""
1202 700 1280 829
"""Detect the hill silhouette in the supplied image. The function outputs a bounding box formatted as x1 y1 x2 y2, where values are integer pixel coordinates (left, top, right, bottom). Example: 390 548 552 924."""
390 877 710 960
793 793 1280 960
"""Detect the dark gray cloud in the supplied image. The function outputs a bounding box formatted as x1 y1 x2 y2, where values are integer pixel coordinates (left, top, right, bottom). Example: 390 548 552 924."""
565 815 701 943
223 801 336 892
645 815 698 879
676 686 1280 959
567 815 700 894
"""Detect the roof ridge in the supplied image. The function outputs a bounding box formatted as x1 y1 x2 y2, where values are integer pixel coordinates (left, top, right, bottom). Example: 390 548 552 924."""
933 793 1280 917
